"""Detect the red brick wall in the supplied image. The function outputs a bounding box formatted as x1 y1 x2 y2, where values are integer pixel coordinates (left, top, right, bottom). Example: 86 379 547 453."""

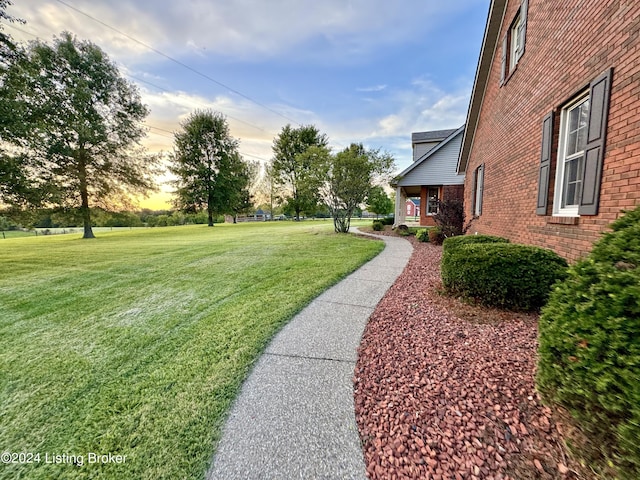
465 0 640 263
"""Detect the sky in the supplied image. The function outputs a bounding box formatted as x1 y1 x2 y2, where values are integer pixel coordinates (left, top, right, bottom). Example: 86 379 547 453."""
5 0 489 209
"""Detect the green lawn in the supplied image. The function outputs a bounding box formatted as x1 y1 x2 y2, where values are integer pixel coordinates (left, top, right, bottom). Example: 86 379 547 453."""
0 221 383 479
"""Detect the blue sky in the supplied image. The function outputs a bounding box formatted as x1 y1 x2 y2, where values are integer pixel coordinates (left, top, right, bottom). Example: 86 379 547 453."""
6 0 488 208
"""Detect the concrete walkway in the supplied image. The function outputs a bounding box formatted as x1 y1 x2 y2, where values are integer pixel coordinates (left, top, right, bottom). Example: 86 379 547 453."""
207 229 413 480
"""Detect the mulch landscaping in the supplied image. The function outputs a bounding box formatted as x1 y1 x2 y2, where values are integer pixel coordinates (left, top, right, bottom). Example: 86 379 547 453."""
354 229 593 480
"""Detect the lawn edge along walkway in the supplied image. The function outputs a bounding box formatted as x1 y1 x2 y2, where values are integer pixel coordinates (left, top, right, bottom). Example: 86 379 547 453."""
207 229 413 480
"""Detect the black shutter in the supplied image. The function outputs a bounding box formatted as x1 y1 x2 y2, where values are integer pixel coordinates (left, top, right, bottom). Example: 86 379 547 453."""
500 34 508 85
536 112 553 215
579 68 613 215
520 0 528 57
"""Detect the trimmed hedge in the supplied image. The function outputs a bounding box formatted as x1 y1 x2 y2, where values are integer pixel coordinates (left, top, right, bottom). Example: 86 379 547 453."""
441 235 510 290
537 206 640 478
441 242 567 311
442 234 510 254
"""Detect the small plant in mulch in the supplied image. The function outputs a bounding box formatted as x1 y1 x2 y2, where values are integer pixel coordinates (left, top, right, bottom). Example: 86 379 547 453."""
415 228 430 243
427 226 444 244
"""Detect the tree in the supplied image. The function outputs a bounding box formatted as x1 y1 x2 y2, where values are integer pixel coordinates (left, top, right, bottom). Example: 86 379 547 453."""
0 32 159 238
169 110 251 226
321 144 395 233
270 124 329 220
367 186 394 218
0 0 24 65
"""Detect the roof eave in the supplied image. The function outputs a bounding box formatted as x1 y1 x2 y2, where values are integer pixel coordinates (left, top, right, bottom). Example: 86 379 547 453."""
394 125 465 187
457 0 508 174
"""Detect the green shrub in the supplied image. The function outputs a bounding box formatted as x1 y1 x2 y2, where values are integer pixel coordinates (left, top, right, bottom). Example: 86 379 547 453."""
372 221 384 231
442 234 510 254
415 228 430 242
381 216 394 226
537 206 640 478
441 243 567 311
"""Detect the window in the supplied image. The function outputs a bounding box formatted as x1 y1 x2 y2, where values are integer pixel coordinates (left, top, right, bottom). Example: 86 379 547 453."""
500 0 528 85
427 187 439 215
536 68 612 217
510 14 524 69
472 164 484 217
554 96 589 216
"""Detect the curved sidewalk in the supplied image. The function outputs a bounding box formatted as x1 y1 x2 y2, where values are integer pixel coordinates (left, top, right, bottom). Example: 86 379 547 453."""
207 229 413 480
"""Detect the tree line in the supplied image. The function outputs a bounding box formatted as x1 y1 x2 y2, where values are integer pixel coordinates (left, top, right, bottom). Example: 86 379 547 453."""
1 3 395 237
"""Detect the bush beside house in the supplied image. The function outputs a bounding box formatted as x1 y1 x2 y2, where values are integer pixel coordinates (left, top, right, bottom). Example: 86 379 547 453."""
441 241 567 311
537 206 640 478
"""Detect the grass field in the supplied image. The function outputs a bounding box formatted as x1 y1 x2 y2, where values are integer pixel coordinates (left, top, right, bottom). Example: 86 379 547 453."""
0 221 383 479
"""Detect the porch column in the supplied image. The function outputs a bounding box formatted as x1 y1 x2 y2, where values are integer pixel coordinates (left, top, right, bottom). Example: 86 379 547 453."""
393 187 407 228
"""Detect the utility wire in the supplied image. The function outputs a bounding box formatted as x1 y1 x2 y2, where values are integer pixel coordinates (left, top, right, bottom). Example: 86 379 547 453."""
6 23 273 156
127 73 270 134
54 0 303 127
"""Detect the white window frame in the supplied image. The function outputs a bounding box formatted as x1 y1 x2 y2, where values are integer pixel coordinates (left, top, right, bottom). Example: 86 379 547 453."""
426 187 439 215
510 14 523 69
474 165 484 217
553 93 590 217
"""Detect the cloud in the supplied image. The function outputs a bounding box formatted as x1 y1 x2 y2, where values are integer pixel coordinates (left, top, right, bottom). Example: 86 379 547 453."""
12 0 483 63
357 85 387 92
374 77 470 138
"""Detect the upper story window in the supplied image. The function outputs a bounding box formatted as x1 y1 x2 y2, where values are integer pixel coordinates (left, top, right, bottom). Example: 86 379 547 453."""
500 0 528 85
510 14 524 68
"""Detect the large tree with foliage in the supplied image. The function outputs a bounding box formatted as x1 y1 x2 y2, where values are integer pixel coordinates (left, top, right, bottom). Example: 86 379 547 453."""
0 32 159 238
169 110 251 226
367 186 394 218
321 144 395 233
270 124 329 220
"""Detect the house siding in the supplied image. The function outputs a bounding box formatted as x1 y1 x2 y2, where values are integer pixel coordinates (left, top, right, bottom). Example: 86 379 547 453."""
464 0 640 263
413 142 439 161
400 131 466 187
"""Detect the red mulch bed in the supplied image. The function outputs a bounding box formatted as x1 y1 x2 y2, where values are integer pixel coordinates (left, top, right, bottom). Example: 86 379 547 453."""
354 234 592 480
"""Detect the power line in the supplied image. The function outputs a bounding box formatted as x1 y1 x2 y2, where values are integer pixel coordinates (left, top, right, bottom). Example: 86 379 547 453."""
54 0 303 127
6 24 273 140
127 73 270 134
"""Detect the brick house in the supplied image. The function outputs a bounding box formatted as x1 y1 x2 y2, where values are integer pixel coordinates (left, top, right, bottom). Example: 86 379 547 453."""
394 127 465 227
405 198 420 218
458 0 640 262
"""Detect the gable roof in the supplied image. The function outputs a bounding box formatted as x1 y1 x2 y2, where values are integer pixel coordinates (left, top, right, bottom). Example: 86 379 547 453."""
412 128 458 145
457 0 508 174
395 125 466 187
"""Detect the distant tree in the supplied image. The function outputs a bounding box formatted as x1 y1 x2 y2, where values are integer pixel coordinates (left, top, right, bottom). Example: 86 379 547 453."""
270 124 329 220
367 186 394 218
169 110 251 226
0 32 159 238
321 144 395 233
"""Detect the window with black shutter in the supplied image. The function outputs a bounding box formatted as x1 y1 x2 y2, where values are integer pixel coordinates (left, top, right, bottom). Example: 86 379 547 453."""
500 0 528 85
545 68 613 217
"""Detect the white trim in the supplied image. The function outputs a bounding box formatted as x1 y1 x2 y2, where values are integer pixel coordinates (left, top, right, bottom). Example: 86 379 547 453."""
510 15 523 69
553 93 589 217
